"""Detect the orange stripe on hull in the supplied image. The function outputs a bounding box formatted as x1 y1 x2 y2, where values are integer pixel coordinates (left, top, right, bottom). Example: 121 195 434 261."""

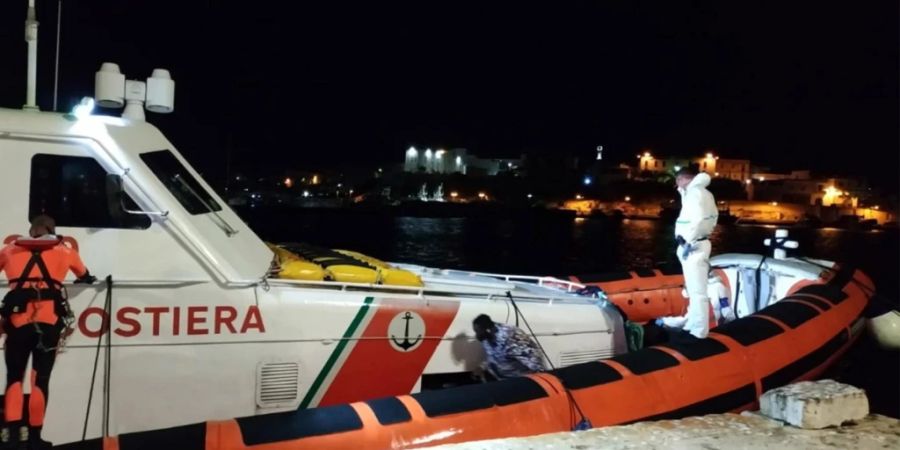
318 299 460 406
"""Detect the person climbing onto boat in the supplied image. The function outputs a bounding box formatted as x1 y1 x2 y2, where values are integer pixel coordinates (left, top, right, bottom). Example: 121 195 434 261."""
0 215 96 450
472 314 546 380
668 165 718 339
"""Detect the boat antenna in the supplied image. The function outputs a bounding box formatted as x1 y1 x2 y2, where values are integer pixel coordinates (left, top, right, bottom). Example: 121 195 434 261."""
53 0 62 111
24 0 40 111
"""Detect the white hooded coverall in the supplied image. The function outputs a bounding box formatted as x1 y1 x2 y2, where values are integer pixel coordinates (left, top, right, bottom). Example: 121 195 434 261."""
672 172 718 338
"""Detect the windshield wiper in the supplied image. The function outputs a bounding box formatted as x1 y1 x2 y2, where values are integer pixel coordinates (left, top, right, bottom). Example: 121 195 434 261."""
172 174 239 237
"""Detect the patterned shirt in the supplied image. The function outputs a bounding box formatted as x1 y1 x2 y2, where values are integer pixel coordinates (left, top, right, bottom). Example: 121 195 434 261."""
481 323 546 379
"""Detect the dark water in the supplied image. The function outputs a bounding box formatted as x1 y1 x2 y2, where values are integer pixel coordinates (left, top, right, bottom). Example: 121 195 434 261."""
243 208 900 417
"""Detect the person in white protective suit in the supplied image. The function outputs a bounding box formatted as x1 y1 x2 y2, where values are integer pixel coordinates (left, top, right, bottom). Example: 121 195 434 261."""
663 166 718 338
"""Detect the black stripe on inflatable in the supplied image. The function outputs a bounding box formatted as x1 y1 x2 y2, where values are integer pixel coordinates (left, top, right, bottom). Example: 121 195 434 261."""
634 268 656 278
366 396 412 426
52 439 104 450
713 317 784 346
610 348 680 375
490 377 550 406
761 329 850 393
635 383 757 422
786 295 832 311
575 271 633 283
411 384 494 417
551 361 624 390
411 376 548 418
656 338 729 361
795 284 848 305
756 301 820 329
657 264 683 276
119 423 206 450
237 404 363 445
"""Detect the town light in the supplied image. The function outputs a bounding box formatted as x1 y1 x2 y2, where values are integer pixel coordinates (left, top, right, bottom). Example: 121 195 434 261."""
455 156 462 166
284 177 293 188
406 146 417 156
436 149 446 157
771 202 778 206
874 205 880 210
311 175 319 185
706 153 713 159
477 192 486 199
450 191 459 198
759 177 765 182
575 194 584 200
302 190 310 198
425 149 433 159
714 172 720 177
643 151 652 158
527 193 533 199
583 176 592 185
624 196 631 202
745 179 751 185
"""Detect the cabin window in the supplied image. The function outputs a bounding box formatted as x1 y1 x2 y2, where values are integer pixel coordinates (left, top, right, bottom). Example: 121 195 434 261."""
29 154 151 229
140 150 222 215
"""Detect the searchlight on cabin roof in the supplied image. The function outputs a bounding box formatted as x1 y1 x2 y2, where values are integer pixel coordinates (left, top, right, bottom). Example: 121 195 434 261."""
94 62 175 121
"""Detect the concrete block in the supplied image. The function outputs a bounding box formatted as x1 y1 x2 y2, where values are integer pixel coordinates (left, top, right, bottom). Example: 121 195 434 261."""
759 379 869 429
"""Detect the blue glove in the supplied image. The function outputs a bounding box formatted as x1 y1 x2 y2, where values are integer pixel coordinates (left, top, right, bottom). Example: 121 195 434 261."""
681 242 694 260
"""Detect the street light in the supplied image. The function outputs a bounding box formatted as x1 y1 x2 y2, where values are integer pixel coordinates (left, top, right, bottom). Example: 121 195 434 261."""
583 176 592 186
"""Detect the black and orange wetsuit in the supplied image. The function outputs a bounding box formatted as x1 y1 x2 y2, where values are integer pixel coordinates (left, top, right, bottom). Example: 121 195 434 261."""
0 236 87 435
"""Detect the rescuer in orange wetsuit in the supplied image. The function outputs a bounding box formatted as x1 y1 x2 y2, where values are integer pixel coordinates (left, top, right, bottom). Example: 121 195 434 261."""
0 216 95 450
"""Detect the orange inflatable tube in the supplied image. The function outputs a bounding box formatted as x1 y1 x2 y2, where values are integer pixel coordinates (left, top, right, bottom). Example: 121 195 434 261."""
71 266 872 450
570 266 690 322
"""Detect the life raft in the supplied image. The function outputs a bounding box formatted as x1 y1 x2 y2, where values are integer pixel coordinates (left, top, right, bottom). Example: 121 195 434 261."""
268 243 423 287
67 265 872 450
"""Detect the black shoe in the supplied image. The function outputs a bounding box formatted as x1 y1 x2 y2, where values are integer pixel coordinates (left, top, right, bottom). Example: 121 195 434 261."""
27 427 52 450
14 426 28 450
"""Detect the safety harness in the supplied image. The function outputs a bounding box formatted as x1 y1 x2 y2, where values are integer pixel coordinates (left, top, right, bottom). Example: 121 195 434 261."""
1 238 75 350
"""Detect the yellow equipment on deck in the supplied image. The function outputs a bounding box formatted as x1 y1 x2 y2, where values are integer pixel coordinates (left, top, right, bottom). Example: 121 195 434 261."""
267 243 423 287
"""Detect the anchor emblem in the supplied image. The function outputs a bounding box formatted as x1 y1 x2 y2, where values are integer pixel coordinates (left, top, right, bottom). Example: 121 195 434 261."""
390 311 424 352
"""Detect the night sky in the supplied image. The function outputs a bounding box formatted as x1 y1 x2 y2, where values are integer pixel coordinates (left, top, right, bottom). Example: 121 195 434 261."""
0 1 897 191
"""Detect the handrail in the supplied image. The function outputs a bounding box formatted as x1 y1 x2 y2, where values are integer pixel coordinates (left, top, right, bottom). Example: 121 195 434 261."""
397 265 588 293
265 277 592 303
